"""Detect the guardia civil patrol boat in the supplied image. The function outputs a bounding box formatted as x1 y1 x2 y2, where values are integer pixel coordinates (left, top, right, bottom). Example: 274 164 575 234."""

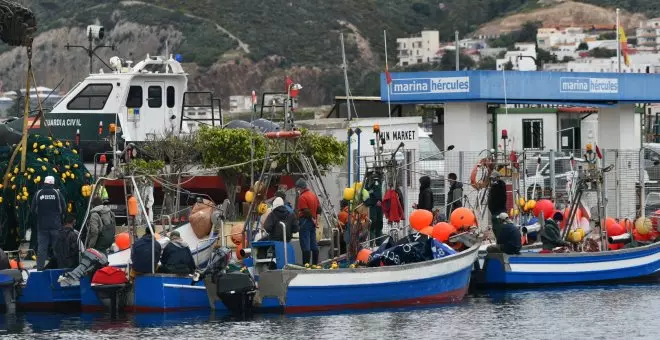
0 53 222 163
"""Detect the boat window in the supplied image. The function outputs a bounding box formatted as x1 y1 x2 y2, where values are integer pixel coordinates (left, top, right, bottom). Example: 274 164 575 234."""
148 86 162 108
66 84 113 110
167 86 175 108
126 86 143 108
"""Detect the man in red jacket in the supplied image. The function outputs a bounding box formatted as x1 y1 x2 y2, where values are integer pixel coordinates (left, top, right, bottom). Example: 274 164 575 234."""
296 178 321 266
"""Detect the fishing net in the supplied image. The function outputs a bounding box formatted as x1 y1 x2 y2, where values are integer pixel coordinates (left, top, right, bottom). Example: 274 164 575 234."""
0 134 93 251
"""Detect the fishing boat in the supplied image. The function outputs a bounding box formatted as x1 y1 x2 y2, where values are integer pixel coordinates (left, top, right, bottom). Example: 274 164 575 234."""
474 241 660 287
207 237 480 314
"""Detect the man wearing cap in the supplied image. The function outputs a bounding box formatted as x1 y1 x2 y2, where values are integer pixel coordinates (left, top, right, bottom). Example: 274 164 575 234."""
295 178 321 266
487 212 522 255
31 176 66 270
159 231 195 275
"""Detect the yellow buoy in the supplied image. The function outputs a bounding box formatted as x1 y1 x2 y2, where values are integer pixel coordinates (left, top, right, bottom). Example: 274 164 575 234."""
635 217 653 235
343 187 355 201
245 191 255 203
257 202 268 215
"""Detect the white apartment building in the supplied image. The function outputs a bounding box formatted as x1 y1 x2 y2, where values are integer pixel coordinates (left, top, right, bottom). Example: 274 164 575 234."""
537 27 592 50
397 31 440 66
636 18 660 51
544 53 660 73
229 95 253 113
496 43 537 71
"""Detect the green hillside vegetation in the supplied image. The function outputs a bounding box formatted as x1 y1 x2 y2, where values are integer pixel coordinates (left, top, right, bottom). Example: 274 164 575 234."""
6 0 660 98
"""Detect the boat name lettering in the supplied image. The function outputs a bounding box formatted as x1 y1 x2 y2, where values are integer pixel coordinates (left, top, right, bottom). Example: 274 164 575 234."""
391 77 470 94
383 130 416 141
560 77 618 94
44 119 82 127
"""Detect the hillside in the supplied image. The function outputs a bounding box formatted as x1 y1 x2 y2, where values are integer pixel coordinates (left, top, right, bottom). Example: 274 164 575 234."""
474 1 647 37
0 0 658 107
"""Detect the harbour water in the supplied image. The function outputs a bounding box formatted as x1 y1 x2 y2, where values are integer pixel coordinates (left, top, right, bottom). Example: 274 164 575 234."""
1 284 658 339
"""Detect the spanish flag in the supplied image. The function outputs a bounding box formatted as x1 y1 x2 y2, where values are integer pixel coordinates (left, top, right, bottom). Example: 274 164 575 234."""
618 25 631 67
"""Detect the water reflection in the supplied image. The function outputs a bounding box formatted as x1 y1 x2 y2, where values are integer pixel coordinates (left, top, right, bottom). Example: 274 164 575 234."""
0 285 659 339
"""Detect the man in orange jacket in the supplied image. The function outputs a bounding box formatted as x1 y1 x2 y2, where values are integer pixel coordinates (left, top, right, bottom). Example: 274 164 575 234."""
296 178 321 266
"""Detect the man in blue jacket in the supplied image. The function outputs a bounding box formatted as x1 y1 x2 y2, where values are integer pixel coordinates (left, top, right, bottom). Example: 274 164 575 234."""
159 231 195 275
31 176 66 270
131 227 162 274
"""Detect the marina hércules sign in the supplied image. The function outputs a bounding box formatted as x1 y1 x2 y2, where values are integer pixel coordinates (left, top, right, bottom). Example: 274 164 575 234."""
390 77 470 95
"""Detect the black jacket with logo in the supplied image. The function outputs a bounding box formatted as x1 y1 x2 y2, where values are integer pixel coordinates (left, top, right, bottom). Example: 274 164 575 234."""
31 184 66 230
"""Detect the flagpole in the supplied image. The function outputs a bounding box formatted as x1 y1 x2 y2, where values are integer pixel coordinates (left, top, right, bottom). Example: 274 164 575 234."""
616 8 621 73
384 30 392 128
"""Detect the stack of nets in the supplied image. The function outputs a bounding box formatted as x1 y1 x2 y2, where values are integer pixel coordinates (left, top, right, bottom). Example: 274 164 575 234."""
0 134 93 251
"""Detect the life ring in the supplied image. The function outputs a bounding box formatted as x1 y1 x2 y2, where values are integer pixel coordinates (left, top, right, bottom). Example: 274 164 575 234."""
470 158 493 190
265 130 302 139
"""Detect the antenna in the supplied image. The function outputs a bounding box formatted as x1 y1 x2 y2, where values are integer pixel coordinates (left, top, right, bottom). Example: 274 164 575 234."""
65 25 116 74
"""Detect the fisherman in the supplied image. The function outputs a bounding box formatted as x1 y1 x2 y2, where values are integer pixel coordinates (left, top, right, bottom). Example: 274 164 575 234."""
487 212 522 255
446 173 463 218
274 190 294 213
85 196 117 253
540 211 570 253
131 227 162 274
31 176 66 271
295 178 321 266
414 175 434 212
262 197 299 242
159 231 196 275
53 214 81 269
365 175 384 245
488 170 507 217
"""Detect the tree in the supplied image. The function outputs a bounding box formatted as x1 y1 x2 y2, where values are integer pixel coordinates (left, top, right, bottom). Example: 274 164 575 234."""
478 56 497 70
196 127 346 218
589 47 616 58
196 127 266 219
536 48 558 66
577 42 589 51
561 56 575 63
129 131 201 217
439 50 476 70
504 61 514 70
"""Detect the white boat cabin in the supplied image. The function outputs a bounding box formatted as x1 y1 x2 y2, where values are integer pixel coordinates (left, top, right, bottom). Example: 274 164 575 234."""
49 54 220 142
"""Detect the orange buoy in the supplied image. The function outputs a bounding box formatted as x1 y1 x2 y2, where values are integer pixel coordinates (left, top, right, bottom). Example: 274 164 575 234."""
9 259 17 269
532 199 554 219
607 223 625 250
605 217 618 230
449 207 475 229
409 209 433 231
432 222 456 243
356 248 372 263
127 196 138 216
419 226 434 236
115 232 130 250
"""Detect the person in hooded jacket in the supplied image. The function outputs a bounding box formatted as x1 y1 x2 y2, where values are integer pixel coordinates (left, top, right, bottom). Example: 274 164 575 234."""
446 173 463 218
262 197 299 242
414 176 434 212
540 211 570 253
31 176 66 270
131 227 162 274
487 212 522 255
85 196 116 253
159 231 196 275
53 214 81 269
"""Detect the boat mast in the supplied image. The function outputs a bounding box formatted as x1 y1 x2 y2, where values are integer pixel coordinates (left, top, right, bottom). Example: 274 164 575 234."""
340 32 353 185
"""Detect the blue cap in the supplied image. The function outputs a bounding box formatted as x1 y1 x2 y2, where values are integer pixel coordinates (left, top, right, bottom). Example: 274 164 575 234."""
175 54 183 62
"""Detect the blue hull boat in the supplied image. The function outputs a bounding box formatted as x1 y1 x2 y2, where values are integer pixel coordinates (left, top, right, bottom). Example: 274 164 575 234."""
474 241 660 288
81 274 215 312
211 241 480 314
16 269 80 311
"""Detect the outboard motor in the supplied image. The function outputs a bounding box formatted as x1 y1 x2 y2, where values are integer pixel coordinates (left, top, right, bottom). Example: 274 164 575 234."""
58 249 108 287
0 269 23 313
214 271 257 315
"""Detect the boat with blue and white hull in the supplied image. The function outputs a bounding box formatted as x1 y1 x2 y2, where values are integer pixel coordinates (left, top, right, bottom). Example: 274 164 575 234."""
475 241 660 288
